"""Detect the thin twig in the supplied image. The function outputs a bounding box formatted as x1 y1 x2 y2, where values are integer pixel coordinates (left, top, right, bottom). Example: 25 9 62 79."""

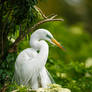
34 6 47 19
46 14 57 18
49 14 57 19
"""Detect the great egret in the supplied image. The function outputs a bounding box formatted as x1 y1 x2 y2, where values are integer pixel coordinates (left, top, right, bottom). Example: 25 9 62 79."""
14 29 64 89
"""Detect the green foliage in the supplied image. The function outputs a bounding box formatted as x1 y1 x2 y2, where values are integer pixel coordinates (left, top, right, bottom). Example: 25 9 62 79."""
0 0 92 92
6 83 70 92
1 21 92 92
3 22 92 92
39 22 92 92
47 59 92 92
0 0 43 89
0 53 17 88
1 1 92 91
0 0 38 24
6 83 29 92
38 22 92 61
0 0 40 55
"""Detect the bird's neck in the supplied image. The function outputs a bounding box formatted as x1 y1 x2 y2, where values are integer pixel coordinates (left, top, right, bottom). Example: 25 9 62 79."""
30 38 49 65
39 40 49 63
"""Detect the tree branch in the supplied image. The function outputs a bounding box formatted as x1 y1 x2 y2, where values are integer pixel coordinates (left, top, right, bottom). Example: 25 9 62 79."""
8 16 64 53
31 18 64 31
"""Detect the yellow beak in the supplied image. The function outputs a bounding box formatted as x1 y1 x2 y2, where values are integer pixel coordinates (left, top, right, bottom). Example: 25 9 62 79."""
51 38 64 51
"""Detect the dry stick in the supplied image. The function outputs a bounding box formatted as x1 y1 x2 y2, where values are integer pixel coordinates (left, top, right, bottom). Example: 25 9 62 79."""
49 14 57 19
34 6 58 19
8 17 64 53
34 6 47 19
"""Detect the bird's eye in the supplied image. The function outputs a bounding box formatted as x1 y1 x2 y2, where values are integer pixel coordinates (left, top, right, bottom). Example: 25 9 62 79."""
46 34 52 39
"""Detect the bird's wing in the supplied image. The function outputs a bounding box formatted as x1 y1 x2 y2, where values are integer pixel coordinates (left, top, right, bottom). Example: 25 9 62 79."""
14 48 38 85
16 48 38 63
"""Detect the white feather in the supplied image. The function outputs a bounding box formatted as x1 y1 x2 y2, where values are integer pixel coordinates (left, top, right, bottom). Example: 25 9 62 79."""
14 29 55 89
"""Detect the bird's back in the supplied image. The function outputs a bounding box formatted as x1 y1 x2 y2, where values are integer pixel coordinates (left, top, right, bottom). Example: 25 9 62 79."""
16 48 37 63
14 48 38 86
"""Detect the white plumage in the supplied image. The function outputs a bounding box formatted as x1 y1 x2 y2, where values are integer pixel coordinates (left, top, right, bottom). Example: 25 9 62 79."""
14 29 63 89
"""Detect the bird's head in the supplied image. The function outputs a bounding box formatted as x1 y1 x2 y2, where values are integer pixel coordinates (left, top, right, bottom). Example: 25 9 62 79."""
31 29 65 51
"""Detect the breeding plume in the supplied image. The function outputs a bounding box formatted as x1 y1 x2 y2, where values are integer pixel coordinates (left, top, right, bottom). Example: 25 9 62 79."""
14 29 64 89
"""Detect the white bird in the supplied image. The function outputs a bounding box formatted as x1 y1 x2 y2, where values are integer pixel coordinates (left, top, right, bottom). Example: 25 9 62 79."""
14 29 64 89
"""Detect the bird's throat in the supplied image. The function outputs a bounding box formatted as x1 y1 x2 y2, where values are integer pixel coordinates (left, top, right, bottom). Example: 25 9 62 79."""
38 40 49 65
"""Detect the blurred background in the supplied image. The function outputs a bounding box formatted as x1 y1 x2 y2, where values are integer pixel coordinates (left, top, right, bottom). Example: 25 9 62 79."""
38 0 92 33
0 0 92 92
37 0 92 92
